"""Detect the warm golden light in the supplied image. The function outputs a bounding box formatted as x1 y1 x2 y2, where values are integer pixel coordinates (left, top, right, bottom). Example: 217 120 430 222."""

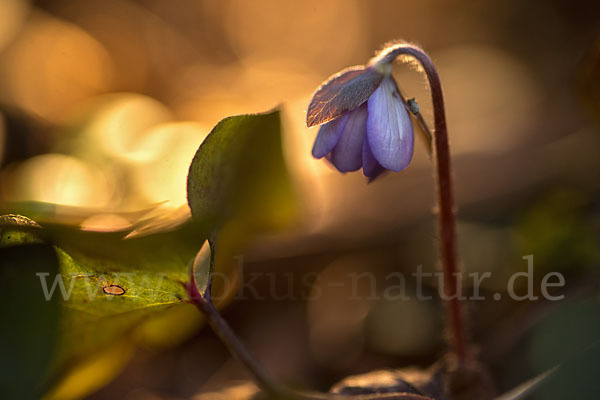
80 213 132 232
0 0 29 53
81 94 173 161
0 2 595 398
224 0 366 73
129 122 209 207
0 112 5 166
0 12 113 122
436 45 541 155
5 153 113 207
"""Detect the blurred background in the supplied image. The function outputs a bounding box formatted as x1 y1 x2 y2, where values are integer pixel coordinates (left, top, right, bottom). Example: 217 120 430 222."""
0 0 599 399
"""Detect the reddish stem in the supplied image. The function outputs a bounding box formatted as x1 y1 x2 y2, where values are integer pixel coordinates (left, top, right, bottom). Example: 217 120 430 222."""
187 269 292 399
379 44 468 363
188 270 437 400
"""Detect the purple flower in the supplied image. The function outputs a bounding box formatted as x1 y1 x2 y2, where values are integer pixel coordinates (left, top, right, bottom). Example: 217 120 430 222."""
307 63 414 181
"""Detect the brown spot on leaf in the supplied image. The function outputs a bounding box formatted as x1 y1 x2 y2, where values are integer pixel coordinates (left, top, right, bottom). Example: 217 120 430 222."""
103 285 125 296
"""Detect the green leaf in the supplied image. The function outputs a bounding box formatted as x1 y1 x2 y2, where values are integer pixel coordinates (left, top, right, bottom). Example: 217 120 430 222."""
186 110 297 286
187 109 297 233
0 214 44 246
0 215 209 399
47 224 210 398
0 243 61 400
1 108 297 399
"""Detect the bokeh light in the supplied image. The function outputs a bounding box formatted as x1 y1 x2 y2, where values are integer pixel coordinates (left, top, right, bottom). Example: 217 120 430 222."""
0 0 30 53
0 12 113 122
223 0 367 73
3 153 113 207
80 94 173 161
129 122 208 207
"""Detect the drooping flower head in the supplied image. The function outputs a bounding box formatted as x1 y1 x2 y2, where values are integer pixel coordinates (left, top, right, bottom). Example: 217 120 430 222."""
306 51 414 181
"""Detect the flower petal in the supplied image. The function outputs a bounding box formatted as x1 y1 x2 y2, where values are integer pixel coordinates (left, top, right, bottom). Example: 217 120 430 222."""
362 138 385 181
312 113 347 159
307 66 383 127
331 103 368 172
366 76 414 171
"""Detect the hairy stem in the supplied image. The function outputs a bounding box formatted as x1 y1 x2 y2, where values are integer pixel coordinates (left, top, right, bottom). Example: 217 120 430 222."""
376 43 468 363
188 267 435 400
188 271 291 399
